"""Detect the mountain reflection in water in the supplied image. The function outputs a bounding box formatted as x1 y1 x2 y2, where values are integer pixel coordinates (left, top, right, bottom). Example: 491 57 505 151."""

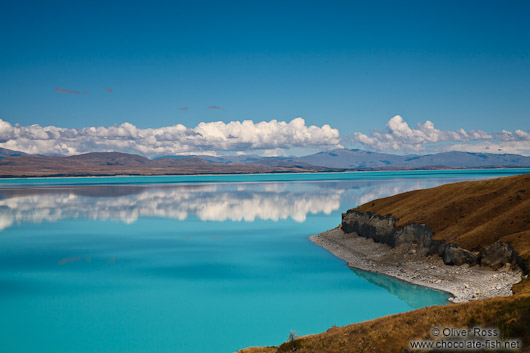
0 179 441 231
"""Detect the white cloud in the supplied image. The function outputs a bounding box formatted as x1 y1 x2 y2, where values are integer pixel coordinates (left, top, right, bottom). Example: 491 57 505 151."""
353 115 529 155
494 129 530 142
4 115 529 157
442 141 530 155
262 148 286 157
0 117 341 157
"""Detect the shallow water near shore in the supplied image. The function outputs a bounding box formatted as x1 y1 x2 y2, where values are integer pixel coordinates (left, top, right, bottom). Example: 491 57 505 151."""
0 169 528 353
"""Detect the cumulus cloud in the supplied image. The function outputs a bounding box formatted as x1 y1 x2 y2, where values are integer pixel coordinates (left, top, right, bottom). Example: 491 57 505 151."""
353 115 530 155
442 141 530 155
0 117 341 157
262 148 286 157
55 87 79 95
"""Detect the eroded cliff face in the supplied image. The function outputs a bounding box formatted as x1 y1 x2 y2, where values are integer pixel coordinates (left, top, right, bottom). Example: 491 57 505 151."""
341 209 526 272
341 210 444 254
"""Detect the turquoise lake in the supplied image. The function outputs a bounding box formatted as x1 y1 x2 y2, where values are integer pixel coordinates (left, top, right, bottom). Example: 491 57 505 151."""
1 169 529 353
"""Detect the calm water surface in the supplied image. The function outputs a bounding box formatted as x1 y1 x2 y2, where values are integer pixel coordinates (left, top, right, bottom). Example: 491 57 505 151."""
1 170 528 353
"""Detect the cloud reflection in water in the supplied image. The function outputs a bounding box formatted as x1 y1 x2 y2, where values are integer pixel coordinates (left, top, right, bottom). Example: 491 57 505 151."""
0 179 450 231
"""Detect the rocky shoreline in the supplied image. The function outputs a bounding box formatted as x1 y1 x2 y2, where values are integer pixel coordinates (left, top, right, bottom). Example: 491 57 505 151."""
341 210 526 271
311 227 522 303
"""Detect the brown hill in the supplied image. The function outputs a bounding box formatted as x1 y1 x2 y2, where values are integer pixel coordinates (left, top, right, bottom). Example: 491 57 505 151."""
0 152 340 177
355 173 530 263
240 292 530 353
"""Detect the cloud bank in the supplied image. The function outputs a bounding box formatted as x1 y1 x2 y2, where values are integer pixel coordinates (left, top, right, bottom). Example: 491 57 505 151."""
0 118 341 157
353 115 530 155
1 115 527 157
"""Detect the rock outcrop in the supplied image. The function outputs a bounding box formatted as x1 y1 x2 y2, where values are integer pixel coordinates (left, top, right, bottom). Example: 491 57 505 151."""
443 244 478 266
479 241 517 270
341 209 524 272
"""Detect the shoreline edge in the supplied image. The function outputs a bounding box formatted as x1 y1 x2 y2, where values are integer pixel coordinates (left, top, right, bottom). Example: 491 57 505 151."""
310 227 522 303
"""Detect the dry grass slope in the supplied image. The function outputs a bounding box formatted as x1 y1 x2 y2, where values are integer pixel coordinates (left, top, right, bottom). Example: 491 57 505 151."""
239 293 530 353
356 174 530 258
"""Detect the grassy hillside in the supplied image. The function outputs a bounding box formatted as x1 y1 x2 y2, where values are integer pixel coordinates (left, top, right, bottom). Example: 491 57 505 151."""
356 174 530 262
240 292 530 353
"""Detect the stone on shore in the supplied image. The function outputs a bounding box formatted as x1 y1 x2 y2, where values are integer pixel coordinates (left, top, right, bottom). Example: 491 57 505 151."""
443 244 478 266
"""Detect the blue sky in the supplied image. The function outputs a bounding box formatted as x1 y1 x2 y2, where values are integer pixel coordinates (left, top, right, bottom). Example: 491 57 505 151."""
1 0 529 156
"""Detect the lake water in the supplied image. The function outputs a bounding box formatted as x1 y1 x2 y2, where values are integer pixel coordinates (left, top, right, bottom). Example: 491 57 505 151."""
1 169 528 353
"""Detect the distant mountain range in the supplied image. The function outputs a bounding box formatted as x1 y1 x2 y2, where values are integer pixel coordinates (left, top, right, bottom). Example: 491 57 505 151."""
157 149 530 169
1 148 529 177
0 152 338 177
0 147 28 158
296 149 530 169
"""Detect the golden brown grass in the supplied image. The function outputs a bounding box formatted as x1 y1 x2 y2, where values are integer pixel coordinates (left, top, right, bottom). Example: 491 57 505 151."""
238 347 277 353
355 174 530 254
513 276 530 295
239 293 530 353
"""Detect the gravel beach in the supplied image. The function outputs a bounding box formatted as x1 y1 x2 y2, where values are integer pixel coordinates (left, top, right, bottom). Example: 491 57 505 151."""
311 227 522 303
